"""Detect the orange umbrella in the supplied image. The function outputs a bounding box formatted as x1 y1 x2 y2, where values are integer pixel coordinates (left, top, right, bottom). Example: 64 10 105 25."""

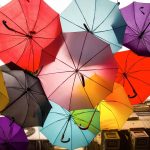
115 50 150 105
98 83 133 130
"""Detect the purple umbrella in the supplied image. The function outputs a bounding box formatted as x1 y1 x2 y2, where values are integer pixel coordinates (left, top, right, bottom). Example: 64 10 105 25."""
0 117 28 150
121 2 150 56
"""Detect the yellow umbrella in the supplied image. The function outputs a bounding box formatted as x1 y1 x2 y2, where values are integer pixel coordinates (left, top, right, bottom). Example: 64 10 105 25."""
0 69 9 111
98 83 133 130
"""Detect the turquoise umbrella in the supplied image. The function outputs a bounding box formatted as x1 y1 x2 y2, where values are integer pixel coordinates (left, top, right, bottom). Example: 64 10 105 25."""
60 0 126 53
40 102 100 150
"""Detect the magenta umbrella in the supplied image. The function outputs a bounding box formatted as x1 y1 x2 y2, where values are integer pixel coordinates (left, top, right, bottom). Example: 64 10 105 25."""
38 32 118 111
121 2 150 56
0 116 28 150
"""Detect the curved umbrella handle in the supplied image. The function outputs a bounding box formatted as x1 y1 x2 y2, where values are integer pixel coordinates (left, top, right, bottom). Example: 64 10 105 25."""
61 134 70 143
78 108 97 130
128 89 137 98
123 73 137 99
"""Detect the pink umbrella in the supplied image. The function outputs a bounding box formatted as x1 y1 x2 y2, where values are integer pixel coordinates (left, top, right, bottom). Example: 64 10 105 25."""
38 32 118 111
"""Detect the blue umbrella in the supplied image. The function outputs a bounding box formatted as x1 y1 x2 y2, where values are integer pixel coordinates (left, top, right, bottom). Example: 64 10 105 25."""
40 102 100 150
60 0 126 53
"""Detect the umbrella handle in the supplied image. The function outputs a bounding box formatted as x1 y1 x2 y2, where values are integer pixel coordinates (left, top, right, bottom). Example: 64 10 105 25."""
123 73 137 98
78 108 97 130
61 134 70 143
128 89 137 98
2 20 25 36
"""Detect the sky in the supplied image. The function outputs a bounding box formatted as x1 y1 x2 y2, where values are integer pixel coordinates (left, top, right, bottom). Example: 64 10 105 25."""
0 0 149 65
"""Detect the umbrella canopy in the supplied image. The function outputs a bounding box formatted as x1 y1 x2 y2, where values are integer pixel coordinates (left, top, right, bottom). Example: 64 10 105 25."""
121 2 150 56
0 62 52 127
60 0 126 53
98 83 133 130
115 50 150 105
38 32 118 111
0 70 9 111
40 101 100 150
0 0 62 72
0 116 28 150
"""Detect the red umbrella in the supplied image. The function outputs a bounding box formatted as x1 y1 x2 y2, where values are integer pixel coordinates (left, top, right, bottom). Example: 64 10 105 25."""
0 0 62 72
38 32 118 111
115 50 150 105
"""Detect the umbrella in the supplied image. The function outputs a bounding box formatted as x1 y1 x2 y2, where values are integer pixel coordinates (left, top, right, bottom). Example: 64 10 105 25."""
114 50 150 105
0 69 9 111
40 101 100 150
98 83 133 130
0 62 52 127
60 0 126 53
121 2 150 56
38 32 118 111
0 0 62 72
0 116 28 150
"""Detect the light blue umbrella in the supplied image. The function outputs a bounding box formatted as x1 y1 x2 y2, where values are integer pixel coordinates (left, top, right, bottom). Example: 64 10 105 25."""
40 102 100 150
60 0 126 53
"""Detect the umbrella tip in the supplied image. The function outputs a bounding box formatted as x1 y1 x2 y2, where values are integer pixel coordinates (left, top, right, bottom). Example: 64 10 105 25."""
117 2 120 5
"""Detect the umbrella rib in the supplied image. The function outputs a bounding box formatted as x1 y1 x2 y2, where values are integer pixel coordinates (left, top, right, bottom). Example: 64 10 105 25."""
6 87 24 91
30 40 35 72
0 33 26 37
77 32 88 68
142 38 150 52
124 51 131 73
31 0 42 32
126 57 146 74
73 110 99 116
47 112 68 117
101 103 120 129
133 2 140 32
33 36 56 39
0 38 27 53
77 74 95 108
93 3 118 32
127 74 150 86
0 126 8 140
77 123 90 145
69 74 77 110
95 34 121 50
61 16 85 31
79 44 109 69
102 100 133 110
91 0 97 31
124 33 138 37
75 0 90 30
18 0 30 33
2 71 25 89
20 93 29 127
0 11 27 34
94 25 126 33
80 68 118 72
15 39 29 65
70 120 72 150
36 15 60 34
39 71 74 76
126 25 138 34
123 37 138 45
82 73 112 92
32 38 75 70
48 72 75 98
62 35 76 69
42 118 68 130
140 9 150 34
128 69 150 74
